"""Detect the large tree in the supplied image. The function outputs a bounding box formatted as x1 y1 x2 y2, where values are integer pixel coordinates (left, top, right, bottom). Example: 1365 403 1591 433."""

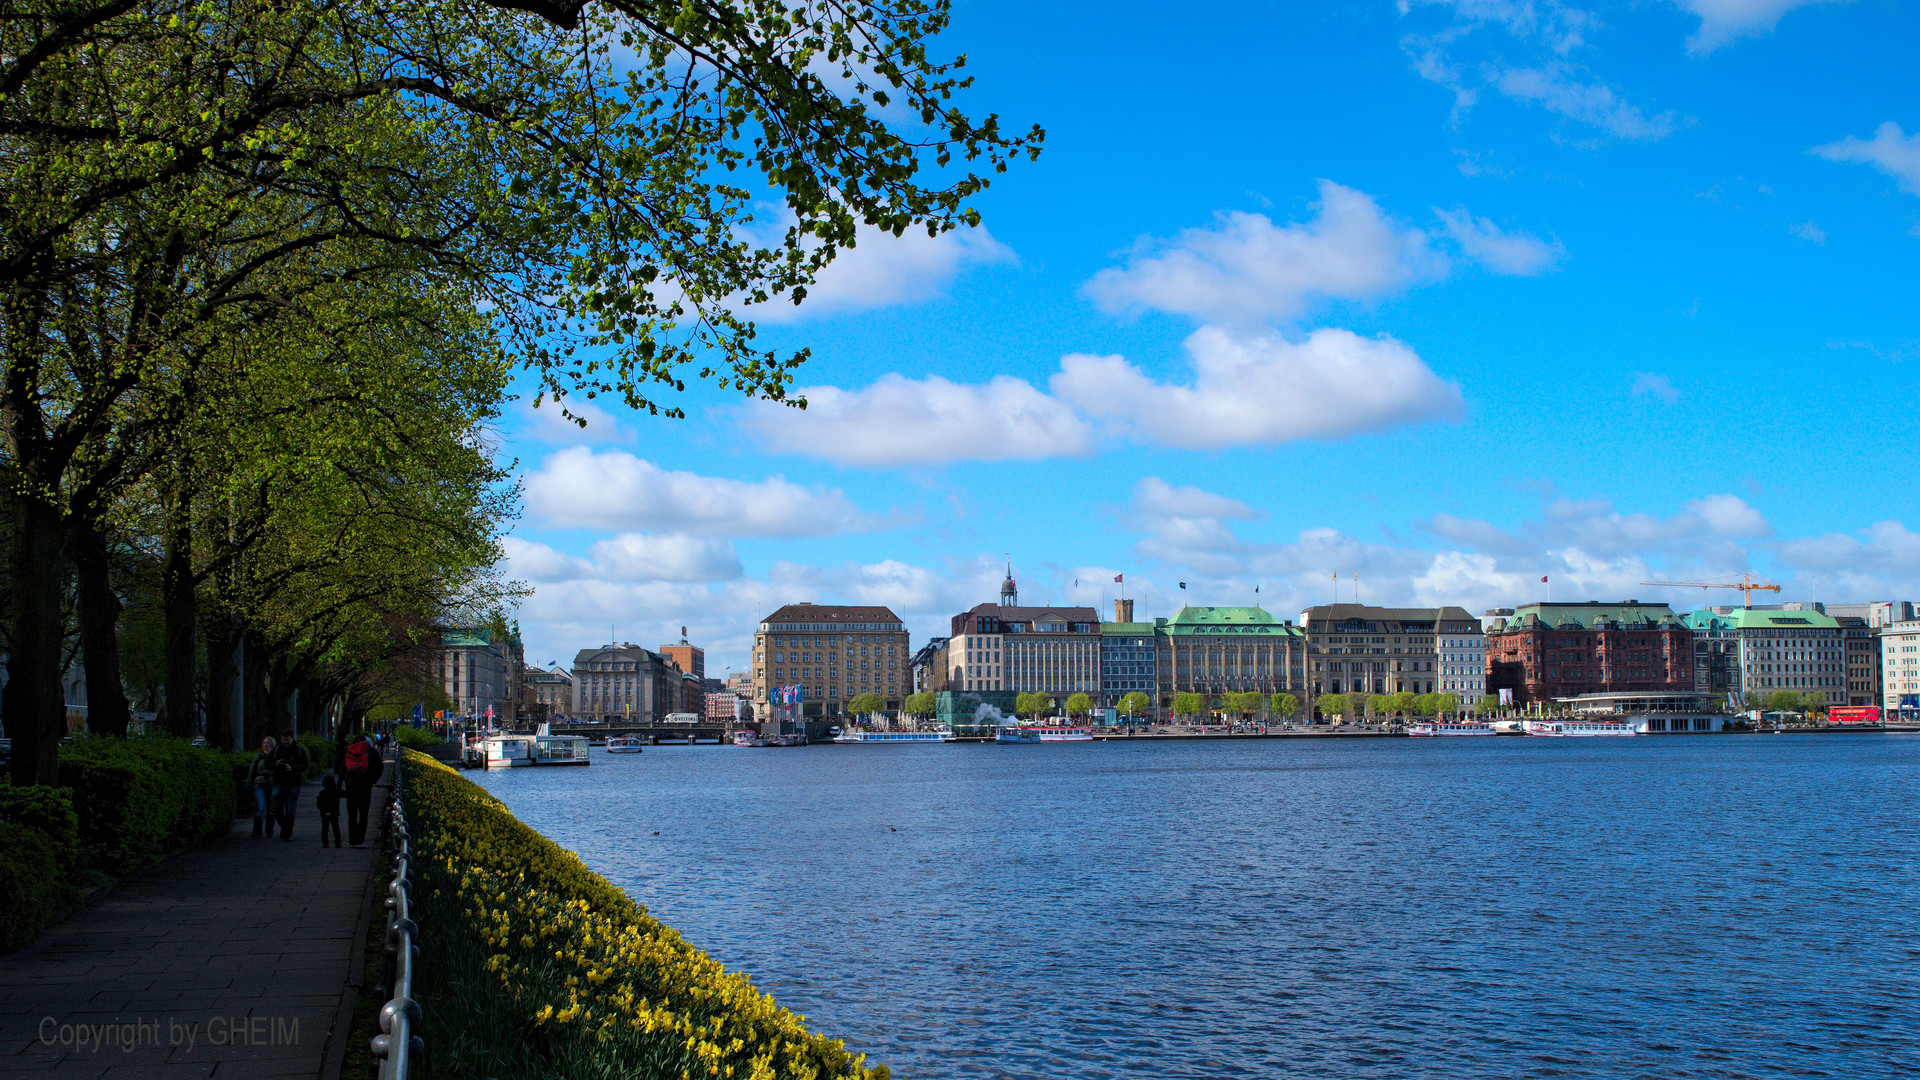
1 0 1038 783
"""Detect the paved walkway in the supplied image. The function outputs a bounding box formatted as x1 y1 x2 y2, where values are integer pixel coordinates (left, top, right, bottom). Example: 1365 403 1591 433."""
0 785 386 1079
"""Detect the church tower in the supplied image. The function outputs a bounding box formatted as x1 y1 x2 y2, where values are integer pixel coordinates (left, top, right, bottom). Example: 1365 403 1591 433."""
1000 559 1018 607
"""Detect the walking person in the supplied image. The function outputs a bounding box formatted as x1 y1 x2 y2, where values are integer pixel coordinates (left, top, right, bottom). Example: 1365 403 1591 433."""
316 775 344 848
341 732 385 849
245 737 276 838
269 730 310 841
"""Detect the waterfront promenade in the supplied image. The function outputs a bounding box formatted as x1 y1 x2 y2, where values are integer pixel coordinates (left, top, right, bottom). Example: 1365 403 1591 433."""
0 783 385 1079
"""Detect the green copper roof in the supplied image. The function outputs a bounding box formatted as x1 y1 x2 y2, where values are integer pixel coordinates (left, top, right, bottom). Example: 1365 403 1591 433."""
1171 606 1279 624
1164 606 1300 636
1706 607 1841 630
1102 622 1158 635
441 629 495 647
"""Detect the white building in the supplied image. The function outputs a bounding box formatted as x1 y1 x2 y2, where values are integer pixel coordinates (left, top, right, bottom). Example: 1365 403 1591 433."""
1439 628 1486 699
1880 620 1920 719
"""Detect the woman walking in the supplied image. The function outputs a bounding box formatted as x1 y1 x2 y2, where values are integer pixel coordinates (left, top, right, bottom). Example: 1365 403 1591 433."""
245 737 276 838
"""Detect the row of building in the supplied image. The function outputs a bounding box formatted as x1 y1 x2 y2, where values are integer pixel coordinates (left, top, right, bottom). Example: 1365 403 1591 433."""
434 624 754 726
442 574 1920 728
744 567 1920 722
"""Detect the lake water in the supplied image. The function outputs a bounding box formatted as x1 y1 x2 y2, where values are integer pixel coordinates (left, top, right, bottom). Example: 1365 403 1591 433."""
471 734 1920 1079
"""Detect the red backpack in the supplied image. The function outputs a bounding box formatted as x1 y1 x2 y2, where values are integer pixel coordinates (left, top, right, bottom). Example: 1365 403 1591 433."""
344 740 373 776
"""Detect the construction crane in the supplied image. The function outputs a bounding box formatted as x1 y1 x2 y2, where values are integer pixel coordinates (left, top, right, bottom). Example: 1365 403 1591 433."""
1637 572 1782 608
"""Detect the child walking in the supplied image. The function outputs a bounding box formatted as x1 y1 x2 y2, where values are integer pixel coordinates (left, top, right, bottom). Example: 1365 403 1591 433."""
316 774 343 848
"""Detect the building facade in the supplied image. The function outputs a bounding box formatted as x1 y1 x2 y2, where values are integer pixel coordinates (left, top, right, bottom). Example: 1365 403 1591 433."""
1481 602 1691 706
438 627 523 722
1684 610 1740 698
1155 606 1304 703
1101 623 1158 706
521 664 574 718
571 644 681 722
752 604 909 718
1698 606 1845 705
1838 616 1880 707
1881 619 1920 718
658 632 705 682
1439 624 1486 698
909 637 950 694
947 566 1100 698
1300 604 1476 699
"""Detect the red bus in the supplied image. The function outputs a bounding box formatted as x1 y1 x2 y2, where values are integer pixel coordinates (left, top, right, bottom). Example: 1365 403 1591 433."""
1828 705 1881 725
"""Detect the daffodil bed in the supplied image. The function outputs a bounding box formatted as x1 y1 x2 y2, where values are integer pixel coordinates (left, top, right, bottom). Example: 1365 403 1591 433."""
404 751 887 1080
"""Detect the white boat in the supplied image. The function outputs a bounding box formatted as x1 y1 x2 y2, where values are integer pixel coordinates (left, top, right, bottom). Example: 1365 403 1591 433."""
476 734 534 768
1524 718 1637 737
995 724 1093 743
605 734 645 754
531 734 592 764
733 730 771 747
1408 720 1496 737
832 729 954 743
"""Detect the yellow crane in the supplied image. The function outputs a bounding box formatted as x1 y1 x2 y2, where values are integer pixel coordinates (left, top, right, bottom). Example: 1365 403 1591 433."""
1637 572 1782 608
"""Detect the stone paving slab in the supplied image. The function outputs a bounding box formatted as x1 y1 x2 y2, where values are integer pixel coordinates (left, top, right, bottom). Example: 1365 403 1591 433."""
0 787 385 1080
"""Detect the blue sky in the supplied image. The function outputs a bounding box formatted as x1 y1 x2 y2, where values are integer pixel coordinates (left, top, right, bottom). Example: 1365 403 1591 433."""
498 0 1920 677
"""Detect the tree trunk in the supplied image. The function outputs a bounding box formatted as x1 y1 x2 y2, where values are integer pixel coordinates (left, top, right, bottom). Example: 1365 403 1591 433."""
5 496 68 785
160 483 197 738
266 652 293 734
243 633 269 748
202 607 241 752
72 521 131 737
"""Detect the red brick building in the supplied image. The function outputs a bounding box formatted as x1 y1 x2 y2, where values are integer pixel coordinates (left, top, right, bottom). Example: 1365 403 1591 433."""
1484 601 1693 706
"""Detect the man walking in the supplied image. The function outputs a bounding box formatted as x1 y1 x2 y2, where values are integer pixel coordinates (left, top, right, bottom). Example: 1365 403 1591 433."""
340 732 385 849
269 730 310 841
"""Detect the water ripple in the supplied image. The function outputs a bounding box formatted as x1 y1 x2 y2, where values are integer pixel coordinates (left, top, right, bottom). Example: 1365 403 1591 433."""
474 734 1920 1079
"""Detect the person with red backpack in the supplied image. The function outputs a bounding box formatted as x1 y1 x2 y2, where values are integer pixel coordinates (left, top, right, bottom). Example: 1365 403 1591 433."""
341 732 385 849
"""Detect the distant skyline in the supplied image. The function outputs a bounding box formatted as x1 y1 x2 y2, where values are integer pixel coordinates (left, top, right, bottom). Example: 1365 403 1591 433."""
493 1 1920 675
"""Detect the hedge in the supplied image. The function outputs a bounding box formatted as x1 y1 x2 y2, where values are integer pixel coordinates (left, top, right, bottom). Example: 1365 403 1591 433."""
55 738 240 877
405 751 888 1080
392 725 442 751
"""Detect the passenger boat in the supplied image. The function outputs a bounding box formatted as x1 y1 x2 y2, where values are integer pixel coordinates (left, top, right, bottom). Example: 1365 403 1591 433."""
732 730 771 747
475 734 533 768
1523 718 1637 737
995 724 1093 743
1407 720 1496 737
831 728 954 743
605 734 645 754
530 733 592 764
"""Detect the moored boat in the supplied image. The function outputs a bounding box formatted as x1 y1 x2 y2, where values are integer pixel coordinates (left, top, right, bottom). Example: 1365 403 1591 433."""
995 724 1093 743
832 728 954 743
1408 720 1496 737
476 734 533 768
1523 718 1637 737
732 730 771 747
605 734 645 754
531 733 592 764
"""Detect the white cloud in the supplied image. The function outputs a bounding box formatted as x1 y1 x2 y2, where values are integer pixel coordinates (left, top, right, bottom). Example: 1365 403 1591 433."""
1434 207 1564 274
1082 181 1448 325
1630 372 1680 402
1131 477 1259 523
518 397 635 445
1815 122 1920 195
589 533 743 582
505 534 742 584
1052 325 1466 448
1493 63 1679 141
1402 0 1599 53
748 223 1013 323
742 373 1094 467
1673 0 1846 53
1789 221 1828 244
524 448 879 535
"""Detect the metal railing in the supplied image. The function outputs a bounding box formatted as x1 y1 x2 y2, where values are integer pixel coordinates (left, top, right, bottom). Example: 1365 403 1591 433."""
370 757 422 1079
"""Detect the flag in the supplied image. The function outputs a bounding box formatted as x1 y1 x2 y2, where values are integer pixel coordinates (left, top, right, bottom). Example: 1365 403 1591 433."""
1113 574 1123 583
1179 581 1186 589
1541 575 1549 582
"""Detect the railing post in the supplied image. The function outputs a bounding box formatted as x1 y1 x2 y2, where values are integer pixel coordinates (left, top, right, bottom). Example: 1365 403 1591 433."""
370 755 423 1080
